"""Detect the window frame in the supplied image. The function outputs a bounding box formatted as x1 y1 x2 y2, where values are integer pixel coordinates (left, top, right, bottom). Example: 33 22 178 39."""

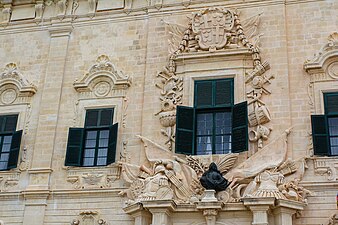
193 78 234 155
324 93 338 156
82 108 114 167
0 115 19 171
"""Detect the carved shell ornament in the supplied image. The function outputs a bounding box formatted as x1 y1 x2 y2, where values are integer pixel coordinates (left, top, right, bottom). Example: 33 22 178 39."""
156 8 273 151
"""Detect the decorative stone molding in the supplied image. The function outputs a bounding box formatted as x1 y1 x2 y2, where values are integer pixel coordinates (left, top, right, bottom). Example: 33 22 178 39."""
65 166 121 189
304 32 338 79
88 0 97 14
1 3 12 24
0 63 37 104
71 210 108 225
34 1 45 20
313 157 338 181
56 0 68 17
157 8 272 150
74 55 131 98
0 171 20 192
328 214 338 225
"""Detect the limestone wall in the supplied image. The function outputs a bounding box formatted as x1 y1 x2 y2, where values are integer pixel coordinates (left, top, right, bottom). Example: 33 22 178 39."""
0 0 337 225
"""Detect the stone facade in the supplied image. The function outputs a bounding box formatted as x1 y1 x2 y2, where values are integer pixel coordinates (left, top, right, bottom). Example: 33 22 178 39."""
0 0 337 225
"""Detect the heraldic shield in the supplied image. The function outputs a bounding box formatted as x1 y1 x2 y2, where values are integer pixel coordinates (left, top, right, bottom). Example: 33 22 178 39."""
192 8 234 51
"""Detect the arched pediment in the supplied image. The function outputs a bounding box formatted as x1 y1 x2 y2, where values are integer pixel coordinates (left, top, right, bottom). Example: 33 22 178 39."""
0 63 37 97
73 55 131 94
304 32 338 78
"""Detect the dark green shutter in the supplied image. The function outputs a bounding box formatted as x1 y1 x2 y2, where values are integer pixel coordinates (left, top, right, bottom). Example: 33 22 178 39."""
107 123 118 165
100 109 114 126
175 106 195 155
232 101 248 153
65 128 85 166
195 81 213 107
215 79 233 106
7 130 22 169
4 115 18 132
311 115 329 156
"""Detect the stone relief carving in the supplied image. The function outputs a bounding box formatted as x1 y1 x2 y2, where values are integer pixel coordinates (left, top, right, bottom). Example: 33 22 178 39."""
1 4 11 24
157 8 272 150
74 55 131 96
71 211 108 225
88 0 97 14
0 172 20 192
0 63 37 104
66 167 121 189
314 158 338 181
56 0 68 17
328 214 338 225
35 1 45 20
119 129 310 206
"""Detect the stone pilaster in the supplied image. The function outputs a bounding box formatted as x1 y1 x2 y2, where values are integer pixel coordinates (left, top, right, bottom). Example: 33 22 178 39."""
143 200 176 225
243 197 275 225
273 199 306 225
123 203 152 225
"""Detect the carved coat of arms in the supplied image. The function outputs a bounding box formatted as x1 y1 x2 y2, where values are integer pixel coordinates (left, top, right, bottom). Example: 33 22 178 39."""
192 8 234 51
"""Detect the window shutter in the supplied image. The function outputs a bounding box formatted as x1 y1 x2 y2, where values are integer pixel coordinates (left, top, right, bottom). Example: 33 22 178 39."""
107 123 118 165
7 130 22 169
311 115 329 156
100 109 114 126
195 81 213 107
4 115 18 132
65 128 84 166
232 101 248 153
175 106 195 155
215 79 233 106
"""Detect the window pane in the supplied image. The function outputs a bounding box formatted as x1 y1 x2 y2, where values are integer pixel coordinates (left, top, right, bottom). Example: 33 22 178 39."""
100 130 109 139
85 140 96 148
97 157 107 166
328 117 338 135
99 139 108 147
86 131 97 140
196 136 213 155
83 157 94 166
325 94 338 114
84 149 95 157
215 112 231 134
215 135 231 154
98 148 108 157
0 153 9 162
196 113 213 135
331 146 338 155
3 136 12 144
0 161 7 170
1 144 10 152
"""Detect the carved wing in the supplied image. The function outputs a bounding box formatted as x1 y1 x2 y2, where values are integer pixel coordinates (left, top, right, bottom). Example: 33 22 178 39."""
164 21 188 54
241 12 263 48
225 129 291 181
215 154 238 175
120 162 141 184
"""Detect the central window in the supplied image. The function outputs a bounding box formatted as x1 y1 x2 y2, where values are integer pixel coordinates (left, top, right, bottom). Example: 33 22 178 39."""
0 115 22 170
65 108 118 167
175 78 248 155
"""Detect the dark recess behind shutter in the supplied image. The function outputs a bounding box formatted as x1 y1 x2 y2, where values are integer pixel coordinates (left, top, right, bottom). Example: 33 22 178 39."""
311 115 329 156
195 81 213 107
65 128 85 166
85 110 99 127
107 123 118 165
7 130 22 169
4 115 18 132
232 101 248 153
325 94 338 115
175 106 195 155
100 109 113 126
215 79 233 106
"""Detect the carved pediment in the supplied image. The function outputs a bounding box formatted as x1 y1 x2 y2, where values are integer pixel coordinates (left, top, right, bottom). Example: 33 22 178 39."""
304 32 338 79
0 63 37 104
73 55 131 96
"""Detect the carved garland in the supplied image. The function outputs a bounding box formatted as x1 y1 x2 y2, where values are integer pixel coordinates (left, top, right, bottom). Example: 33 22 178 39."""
156 8 273 151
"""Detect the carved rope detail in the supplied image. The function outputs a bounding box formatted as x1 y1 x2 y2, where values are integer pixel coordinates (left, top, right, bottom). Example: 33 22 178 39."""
156 8 272 151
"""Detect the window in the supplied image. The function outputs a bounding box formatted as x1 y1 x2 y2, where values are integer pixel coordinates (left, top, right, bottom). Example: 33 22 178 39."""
175 79 248 155
0 115 22 170
65 108 118 167
311 93 338 156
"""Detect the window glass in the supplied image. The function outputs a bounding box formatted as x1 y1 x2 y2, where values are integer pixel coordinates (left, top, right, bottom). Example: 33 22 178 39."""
0 115 19 170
